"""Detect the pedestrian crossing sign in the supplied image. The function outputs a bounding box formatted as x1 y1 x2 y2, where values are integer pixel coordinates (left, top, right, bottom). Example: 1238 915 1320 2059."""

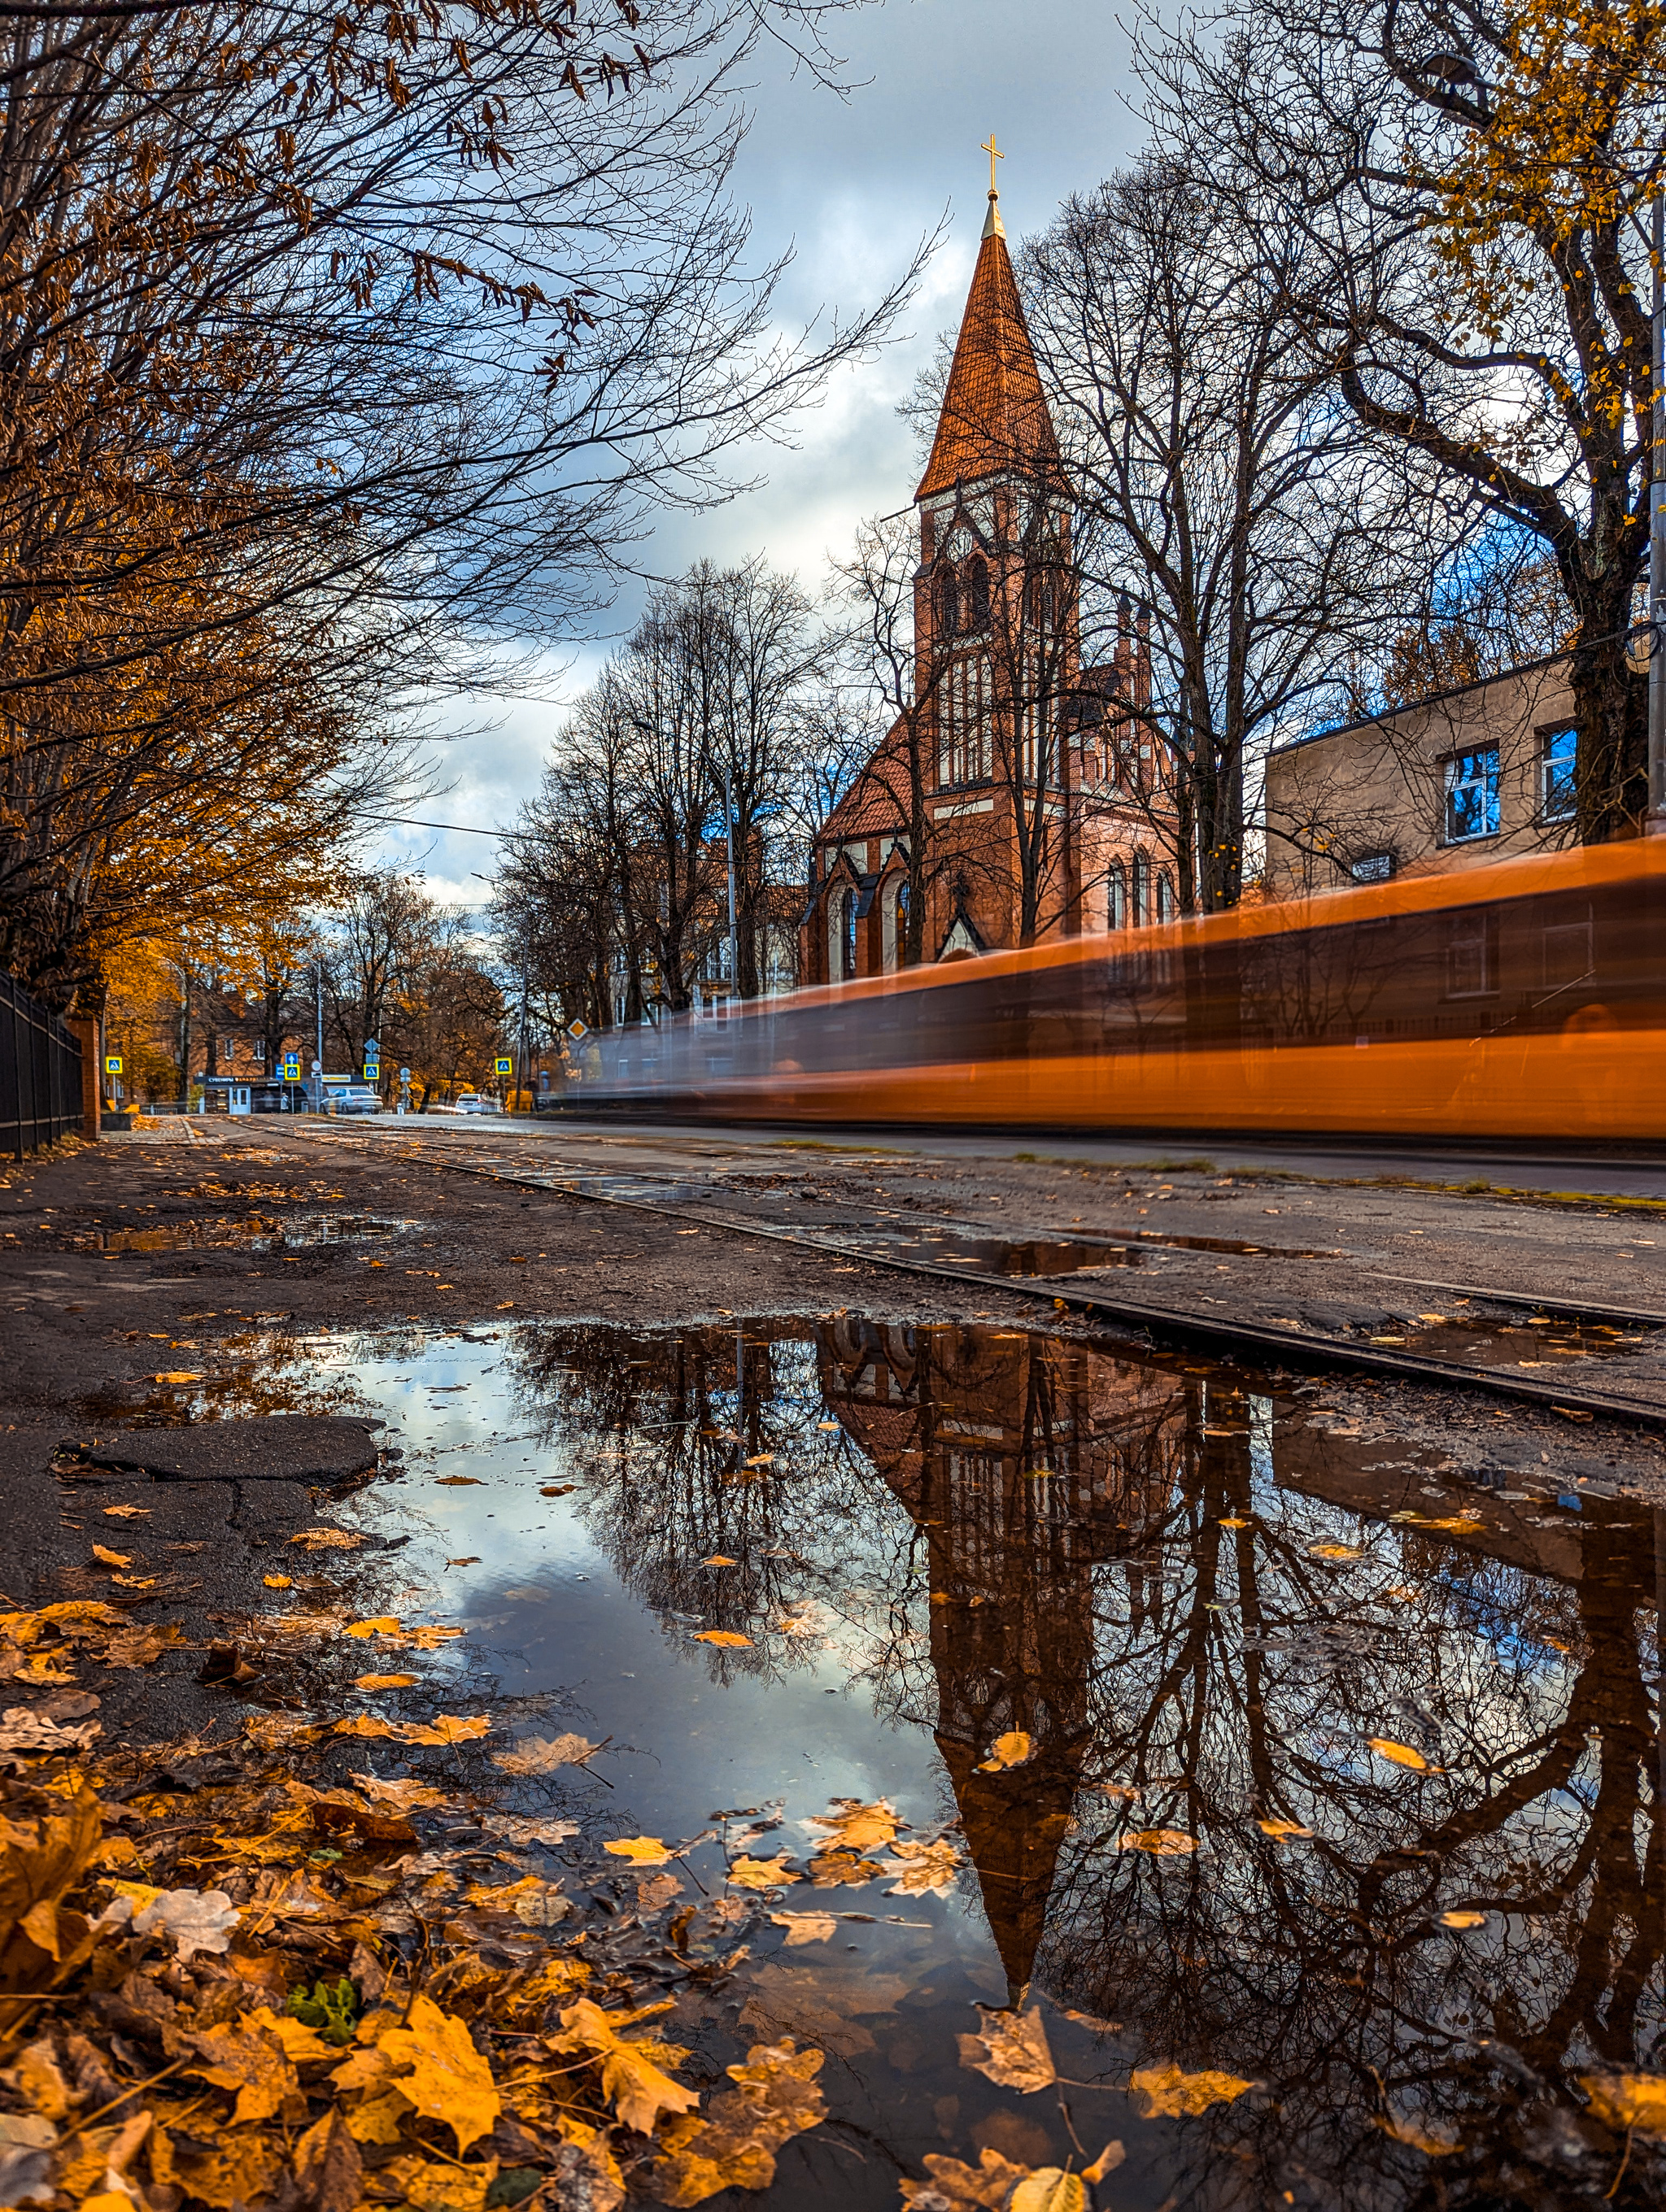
495 1056 514 1076
104 1055 122 1075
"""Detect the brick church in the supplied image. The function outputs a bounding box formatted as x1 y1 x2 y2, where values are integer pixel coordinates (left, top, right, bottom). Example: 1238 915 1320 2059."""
800 163 1177 984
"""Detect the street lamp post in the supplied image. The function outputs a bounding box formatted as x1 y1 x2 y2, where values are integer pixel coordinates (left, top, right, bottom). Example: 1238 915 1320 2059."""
722 763 739 1004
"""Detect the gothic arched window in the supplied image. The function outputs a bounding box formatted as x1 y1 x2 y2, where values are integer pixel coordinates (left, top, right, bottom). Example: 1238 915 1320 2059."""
935 564 958 642
965 555 990 633
896 879 911 964
1106 863 1127 932
1156 871 1175 924
841 890 858 980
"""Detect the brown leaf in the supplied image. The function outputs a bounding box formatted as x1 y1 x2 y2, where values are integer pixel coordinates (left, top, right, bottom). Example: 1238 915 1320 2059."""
653 2038 825 2205
801 1798 901 1854
399 1713 490 1745
187 2013 299 2123
806 1848 883 1888
1376 2110 1464 2154
957 2003 1057 2092
1119 1829 1197 1855
769 1910 835 1945
354 1673 417 1691
288 1528 364 1549
349 1772 451 1812
901 2147 1033 2209
636 1874 684 1912
434 1475 485 1487
977 1730 1033 1772
284 2107 365 2211
728 1854 800 1891
884 1838 961 1895
491 1731 598 1774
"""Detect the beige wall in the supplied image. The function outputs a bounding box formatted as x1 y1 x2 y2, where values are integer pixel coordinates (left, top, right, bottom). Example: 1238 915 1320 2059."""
1263 663 1577 898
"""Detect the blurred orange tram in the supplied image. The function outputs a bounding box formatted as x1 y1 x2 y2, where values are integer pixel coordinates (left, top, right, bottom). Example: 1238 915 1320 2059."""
579 843 1666 1143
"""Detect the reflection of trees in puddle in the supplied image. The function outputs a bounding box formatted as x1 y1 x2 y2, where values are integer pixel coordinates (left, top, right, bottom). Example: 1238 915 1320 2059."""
504 1316 1666 2202
85 1326 393 1426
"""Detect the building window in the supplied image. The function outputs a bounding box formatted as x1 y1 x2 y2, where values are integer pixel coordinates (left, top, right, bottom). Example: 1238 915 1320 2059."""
965 555 989 633
1444 748 1499 843
940 655 991 787
1350 851 1395 884
841 890 857 981
1106 863 1127 931
895 879 910 966
1133 853 1150 926
1446 910 1498 998
1541 725 1577 821
251 1038 265 1063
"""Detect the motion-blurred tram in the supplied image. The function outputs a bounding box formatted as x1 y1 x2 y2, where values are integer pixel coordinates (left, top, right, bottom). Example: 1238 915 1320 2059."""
573 842 1666 1142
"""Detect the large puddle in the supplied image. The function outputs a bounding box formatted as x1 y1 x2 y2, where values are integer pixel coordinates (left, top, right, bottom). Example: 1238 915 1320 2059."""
134 1314 1666 2205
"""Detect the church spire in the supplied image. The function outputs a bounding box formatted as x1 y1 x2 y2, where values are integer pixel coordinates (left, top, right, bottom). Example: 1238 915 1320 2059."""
981 133 1005 240
914 144 1061 503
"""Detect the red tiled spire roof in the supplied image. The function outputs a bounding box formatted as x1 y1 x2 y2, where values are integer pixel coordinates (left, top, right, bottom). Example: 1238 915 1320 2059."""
915 208 1061 503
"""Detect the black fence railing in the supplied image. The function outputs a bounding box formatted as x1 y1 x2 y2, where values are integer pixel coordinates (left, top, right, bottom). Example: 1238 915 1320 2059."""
1 971 83 1157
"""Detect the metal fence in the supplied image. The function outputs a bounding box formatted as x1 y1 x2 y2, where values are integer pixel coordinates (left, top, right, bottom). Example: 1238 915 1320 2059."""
0 970 83 1157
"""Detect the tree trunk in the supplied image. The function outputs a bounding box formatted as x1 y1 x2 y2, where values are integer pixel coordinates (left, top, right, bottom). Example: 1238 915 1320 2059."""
1571 626 1647 843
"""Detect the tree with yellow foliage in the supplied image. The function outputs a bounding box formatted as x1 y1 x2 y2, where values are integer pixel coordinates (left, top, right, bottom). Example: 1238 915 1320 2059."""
1148 0 1666 838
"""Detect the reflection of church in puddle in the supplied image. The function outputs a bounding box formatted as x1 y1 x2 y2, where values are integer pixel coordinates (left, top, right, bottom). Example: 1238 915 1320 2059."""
816 1317 1193 1996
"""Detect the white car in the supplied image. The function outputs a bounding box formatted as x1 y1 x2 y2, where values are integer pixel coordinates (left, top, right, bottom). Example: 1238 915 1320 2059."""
329 1085 382 1115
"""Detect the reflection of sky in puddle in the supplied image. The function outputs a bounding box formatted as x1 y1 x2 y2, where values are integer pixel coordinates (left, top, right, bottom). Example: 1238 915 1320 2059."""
152 1315 1666 2202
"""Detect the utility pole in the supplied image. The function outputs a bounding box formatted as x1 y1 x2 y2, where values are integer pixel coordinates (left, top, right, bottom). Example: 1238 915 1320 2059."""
314 959 325 1113
1651 188 1666 829
722 763 739 1004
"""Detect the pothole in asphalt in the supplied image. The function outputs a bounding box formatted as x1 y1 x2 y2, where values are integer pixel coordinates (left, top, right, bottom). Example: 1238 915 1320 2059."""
112 1306 1666 2205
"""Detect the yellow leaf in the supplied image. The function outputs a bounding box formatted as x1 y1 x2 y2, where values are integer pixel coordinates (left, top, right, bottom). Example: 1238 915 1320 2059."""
153 1371 201 1383
770 1911 835 1945
102 1504 149 1519
695 1630 752 1648
957 2004 1056 2092
702 1555 737 1566
1131 2062 1254 2118
551 1997 700 2136
654 2040 826 2205
1376 2111 1464 2154
355 1673 417 1691
1120 1829 1197 1855
1368 1738 1442 1772
344 1617 399 1638
348 1771 452 1811
977 1730 1033 1772
1440 1909 1488 1929
802 1798 901 1853
729 1854 800 1890
491 1732 598 1775
1308 1542 1361 1561
1581 2072 1666 2138
376 2152 499 2210
1010 2173 1085 2212
91 1544 132 1569
374 1992 500 2152
885 1838 961 1896
1258 1819 1313 1839
604 1835 674 1865
904 2149 1033 2210
1219 1516 1250 1528
262 1575 292 1589
1081 2141 1126 2184
332 1714 400 1739
399 1714 489 1745
290 1528 364 1550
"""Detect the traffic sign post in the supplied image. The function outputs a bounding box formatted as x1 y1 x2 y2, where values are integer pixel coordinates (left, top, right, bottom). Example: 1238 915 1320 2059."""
104 1055 122 1076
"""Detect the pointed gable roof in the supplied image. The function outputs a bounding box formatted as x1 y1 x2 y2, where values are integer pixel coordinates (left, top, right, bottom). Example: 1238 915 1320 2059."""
915 222 1061 503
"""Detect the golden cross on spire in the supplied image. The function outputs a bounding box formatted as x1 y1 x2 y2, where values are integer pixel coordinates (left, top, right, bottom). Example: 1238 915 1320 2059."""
981 133 1004 200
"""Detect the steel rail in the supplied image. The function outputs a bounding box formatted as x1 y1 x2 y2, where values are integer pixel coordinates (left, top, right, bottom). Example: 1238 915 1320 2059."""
407 1146 1666 1429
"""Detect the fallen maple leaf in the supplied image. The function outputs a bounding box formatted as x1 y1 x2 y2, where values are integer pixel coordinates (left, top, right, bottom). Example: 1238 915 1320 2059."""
1308 1542 1361 1560
801 1798 901 1854
399 1714 491 1745
552 1996 700 2136
1129 2062 1254 2118
1119 1829 1197 1855
187 2012 303 2123
1368 1738 1442 1773
605 1835 674 1866
284 2109 364 2212
957 2004 1056 2093
343 1617 400 1639
1581 2072 1666 2137
638 1873 685 1912
375 1992 500 2151
0 1708 101 1767
694 1630 752 1648
654 2039 826 2205
901 2148 1036 2210
770 1911 835 1945
332 1715 400 1740
978 1730 1033 1772
807 1848 884 1888
729 1854 800 1890
702 1555 738 1566
885 1838 961 1896
349 1772 451 1812
491 1731 599 1774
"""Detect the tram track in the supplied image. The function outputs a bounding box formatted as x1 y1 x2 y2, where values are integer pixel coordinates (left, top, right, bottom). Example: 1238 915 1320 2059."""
353 1134 1666 1429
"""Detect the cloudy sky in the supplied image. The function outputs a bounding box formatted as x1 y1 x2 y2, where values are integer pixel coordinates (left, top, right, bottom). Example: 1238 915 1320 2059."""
377 0 1145 907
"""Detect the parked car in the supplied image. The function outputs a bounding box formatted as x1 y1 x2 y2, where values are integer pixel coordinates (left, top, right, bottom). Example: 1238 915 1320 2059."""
328 1085 382 1115
452 1092 497 1114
